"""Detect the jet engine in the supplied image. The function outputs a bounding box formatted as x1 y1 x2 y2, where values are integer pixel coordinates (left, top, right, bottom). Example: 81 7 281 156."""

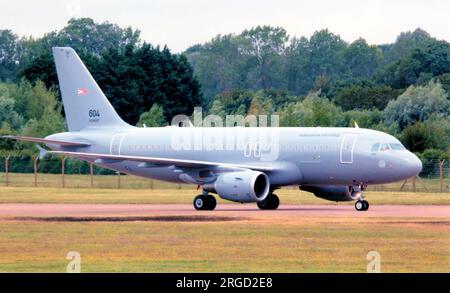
300 185 361 202
204 170 270 203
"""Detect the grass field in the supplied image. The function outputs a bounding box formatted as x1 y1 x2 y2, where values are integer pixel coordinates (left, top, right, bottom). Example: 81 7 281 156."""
0 186 449 205
0 184 449 273
1 172 449 192
0 216 448 272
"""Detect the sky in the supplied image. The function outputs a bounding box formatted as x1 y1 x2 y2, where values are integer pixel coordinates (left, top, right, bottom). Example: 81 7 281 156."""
0 0 449 52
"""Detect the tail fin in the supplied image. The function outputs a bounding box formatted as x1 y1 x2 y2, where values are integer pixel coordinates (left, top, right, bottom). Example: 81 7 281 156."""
52 47 130 131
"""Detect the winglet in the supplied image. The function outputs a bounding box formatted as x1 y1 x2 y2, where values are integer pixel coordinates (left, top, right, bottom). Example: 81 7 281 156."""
354 121 359 128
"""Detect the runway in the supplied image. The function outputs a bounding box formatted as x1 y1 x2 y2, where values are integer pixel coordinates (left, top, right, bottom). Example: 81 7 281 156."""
0 204 448 221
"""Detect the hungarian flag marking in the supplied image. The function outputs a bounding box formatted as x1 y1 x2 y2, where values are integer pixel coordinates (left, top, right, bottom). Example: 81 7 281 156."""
77 88 89 96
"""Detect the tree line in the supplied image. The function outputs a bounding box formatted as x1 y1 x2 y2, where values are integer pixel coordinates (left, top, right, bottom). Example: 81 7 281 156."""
0 19 449 174
185 26 450 167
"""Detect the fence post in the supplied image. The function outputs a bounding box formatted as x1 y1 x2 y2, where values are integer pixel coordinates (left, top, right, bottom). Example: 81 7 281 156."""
89 162 94 188
412 176 416 192
61 157 66 188
33 156 38 187
439 160 445 193
149 179 154 190
399 179 408 191
117 172 121 189
5 156 10 187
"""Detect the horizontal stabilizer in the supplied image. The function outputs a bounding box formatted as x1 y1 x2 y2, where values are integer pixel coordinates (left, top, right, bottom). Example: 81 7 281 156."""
48 151 274 172
1 135 90 147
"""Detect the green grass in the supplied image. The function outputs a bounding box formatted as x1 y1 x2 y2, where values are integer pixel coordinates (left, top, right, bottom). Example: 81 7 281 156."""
0 218 448 272
0 186 449 205
0 179 448 273
0 172 449 192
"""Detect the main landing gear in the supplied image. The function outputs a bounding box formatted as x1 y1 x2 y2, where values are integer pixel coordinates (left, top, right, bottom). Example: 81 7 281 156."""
354 183 369 211
257 193 280 210
193 193 217 211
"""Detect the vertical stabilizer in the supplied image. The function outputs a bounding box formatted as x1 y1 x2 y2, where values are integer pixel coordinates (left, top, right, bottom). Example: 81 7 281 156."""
52 47 130 131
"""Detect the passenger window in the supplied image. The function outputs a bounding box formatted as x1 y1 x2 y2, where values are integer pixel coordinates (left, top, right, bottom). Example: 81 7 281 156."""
380 143 390 151
371 143 380 152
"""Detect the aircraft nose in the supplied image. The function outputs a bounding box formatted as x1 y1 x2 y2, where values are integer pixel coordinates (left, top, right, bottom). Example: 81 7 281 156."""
403 152 423 177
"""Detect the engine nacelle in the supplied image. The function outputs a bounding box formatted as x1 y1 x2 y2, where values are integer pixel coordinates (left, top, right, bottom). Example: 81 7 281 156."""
300 185 360 202
204 170 270 203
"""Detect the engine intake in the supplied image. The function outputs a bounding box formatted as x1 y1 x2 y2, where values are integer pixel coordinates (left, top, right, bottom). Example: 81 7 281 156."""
300 185 360 202
204 170 270 203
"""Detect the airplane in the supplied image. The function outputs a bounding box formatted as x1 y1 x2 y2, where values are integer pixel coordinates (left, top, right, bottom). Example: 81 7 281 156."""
1 47 423 211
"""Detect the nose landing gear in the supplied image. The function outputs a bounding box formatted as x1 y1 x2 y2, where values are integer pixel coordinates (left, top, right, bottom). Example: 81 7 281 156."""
354 183 369 211
355 200 369 211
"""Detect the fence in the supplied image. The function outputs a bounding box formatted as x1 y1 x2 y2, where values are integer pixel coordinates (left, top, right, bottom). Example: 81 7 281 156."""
0 155 449 192
0 155 187 189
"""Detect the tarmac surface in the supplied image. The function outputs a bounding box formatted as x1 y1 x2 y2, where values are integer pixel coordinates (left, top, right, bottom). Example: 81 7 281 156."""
0 204 448 221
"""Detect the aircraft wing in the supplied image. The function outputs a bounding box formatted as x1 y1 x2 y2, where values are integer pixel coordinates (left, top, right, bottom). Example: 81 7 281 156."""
48 150 274 172
1 135 91 147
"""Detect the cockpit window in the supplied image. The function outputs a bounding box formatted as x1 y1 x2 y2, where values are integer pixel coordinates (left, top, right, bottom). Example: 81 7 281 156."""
389 143 406 150
371 142 405 152
371 143 380 152
380 143 390 151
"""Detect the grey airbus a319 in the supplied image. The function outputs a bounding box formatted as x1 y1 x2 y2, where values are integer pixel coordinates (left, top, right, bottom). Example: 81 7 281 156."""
2 47 423 211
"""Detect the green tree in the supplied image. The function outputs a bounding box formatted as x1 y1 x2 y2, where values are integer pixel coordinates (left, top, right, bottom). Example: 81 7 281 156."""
0 84 23 130
0 30 22 82
343 38 381 79
434 73 450 97
378 40 450 89
185 35 243 105
307 30 347 88
400 118 449 152
247 91 274 116
381 28 433 65
384 81 450 129
136 104 166 127
343 109 383 128
211 90 254 116
285 36 311 95
0 80 65 157
239 26 289 90
20 19 202 125
334 83 400 110
279 91 344 127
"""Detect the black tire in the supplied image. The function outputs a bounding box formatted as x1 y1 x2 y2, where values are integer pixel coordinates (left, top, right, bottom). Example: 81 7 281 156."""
257 199 268 209
362 200 369 211
355 200 365 211
193 194 216 211
269 194 280 210
193 195 206 210
207 195 217 210
257 194 279 210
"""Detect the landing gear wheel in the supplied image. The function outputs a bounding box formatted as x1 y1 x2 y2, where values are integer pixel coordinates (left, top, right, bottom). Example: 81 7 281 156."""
257 194 280 210
193 195 205 210
362 200 369 211
207 195 217 210
355 200 369 211
193 194 216 211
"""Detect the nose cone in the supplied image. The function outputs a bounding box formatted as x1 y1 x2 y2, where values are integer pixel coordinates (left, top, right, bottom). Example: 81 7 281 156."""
403 152 423 178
